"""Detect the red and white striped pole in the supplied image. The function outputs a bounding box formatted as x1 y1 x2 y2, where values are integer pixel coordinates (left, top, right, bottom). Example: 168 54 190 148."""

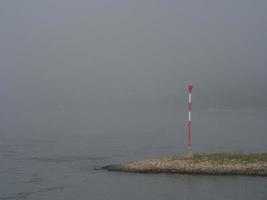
187 84 193 157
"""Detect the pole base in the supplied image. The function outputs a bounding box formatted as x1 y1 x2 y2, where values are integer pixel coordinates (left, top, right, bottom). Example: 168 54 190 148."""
187 146 193 158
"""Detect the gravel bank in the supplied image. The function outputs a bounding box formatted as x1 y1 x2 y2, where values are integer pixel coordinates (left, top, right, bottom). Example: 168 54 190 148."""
103 154 267 176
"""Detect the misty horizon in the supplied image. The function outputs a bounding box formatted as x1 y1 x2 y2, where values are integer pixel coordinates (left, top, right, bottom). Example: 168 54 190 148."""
0 1 267 139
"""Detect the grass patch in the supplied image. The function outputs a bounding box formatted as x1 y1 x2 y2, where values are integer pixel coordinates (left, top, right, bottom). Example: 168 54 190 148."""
191 153 267 162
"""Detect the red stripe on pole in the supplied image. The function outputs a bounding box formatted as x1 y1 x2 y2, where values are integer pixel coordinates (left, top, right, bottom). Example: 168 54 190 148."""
188 121 192 149
188 102 192 111
188 84 193 93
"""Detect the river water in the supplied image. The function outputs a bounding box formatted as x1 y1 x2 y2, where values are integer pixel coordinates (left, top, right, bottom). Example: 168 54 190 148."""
1 109 266 200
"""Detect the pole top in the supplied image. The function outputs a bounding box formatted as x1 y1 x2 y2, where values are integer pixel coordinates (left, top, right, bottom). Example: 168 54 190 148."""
187 84 193 92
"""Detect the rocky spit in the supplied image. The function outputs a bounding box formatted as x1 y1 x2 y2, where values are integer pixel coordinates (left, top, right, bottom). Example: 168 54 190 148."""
103 154 267 176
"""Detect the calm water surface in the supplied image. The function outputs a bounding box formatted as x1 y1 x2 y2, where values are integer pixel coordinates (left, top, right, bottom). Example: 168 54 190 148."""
1 110 267 200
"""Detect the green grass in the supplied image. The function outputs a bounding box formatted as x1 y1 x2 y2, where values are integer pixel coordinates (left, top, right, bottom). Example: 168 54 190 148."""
191 153 267 162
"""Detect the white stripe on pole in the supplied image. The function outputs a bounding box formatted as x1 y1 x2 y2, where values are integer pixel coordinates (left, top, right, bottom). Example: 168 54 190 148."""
189 112 191 121
189 93 191 103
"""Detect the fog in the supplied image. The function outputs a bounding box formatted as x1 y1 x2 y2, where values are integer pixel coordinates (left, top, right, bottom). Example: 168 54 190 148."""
0 0 267 138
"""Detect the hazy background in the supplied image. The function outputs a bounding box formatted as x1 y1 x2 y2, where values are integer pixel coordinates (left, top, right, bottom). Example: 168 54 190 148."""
0 0 267 139
1 2 267 200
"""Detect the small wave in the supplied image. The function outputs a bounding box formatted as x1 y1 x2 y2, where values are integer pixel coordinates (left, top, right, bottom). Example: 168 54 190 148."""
16 174 42 185
29 156 106 163
0 192 31 200
0 186 65 200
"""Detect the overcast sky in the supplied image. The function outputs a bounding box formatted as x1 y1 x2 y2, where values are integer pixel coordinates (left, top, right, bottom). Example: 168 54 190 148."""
0 1 267 137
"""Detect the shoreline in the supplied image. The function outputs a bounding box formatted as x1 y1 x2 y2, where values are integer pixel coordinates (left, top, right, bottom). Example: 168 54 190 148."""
103 153 267 176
